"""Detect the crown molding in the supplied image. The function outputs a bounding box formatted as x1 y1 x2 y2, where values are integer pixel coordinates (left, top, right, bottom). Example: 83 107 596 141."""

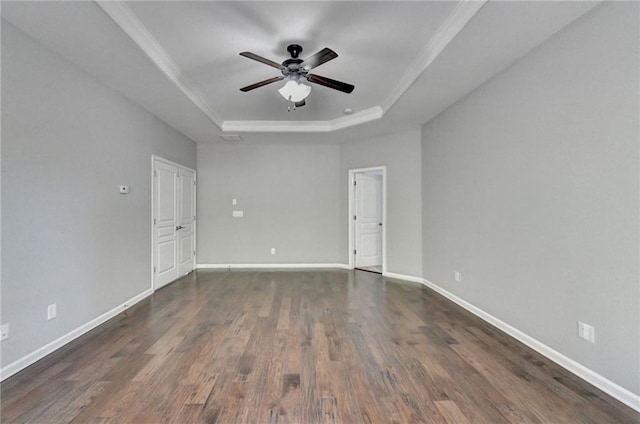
222 120 331 133
381 0 487 112
95 1 224 128
330 106 384 131
222 106 383 133
95 1 482 135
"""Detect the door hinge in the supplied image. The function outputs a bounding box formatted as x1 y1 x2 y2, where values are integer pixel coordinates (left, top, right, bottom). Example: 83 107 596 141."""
153 218 157 225
153 266 156 273
353 215 357 220
354 250 357 255
353 180 357 186
154 170 157 177
193 250 196 256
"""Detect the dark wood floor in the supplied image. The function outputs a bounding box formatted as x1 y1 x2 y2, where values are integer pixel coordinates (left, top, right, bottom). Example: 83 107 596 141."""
1 269 638 423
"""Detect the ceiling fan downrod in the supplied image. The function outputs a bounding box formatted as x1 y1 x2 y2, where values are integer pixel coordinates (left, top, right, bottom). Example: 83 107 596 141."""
287 44 303 59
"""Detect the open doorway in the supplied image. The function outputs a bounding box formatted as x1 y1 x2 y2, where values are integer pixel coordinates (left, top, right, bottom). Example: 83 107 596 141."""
348 166 386 274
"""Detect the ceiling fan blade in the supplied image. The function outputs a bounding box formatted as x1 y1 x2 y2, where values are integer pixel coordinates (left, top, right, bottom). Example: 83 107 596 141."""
307 74 355 94
239 52 285 70
301 48 338 70
240 76 284 92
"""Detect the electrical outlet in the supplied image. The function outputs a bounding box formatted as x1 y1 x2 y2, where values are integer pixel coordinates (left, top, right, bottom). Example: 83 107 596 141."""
271 248 276 255
454 271 461 283
578 321 595 343
0 323 9 341
47 304 57 320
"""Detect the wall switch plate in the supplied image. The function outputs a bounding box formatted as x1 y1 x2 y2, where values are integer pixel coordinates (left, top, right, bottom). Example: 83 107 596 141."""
578 321 595 343
119 185 129 194
271 248 276 255
47 304 57 320
232 198 237 205
454 271 461 283
0 323 9 341
232 210 244 218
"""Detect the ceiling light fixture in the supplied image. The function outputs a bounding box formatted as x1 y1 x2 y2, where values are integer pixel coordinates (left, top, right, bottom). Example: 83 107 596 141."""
278 79 311 103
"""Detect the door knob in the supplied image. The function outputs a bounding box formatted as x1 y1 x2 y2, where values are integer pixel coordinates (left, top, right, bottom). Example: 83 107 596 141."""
378 222 382 226
176 225 183 230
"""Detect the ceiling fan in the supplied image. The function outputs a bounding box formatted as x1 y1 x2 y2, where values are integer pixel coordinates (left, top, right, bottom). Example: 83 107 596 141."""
239 44 355 110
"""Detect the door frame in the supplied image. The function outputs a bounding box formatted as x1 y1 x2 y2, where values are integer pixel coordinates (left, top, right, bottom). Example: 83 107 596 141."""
348 166 387 273
151 155 197 291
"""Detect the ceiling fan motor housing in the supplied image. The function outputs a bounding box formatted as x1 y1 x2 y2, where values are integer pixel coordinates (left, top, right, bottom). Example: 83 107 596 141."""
282 45 307 80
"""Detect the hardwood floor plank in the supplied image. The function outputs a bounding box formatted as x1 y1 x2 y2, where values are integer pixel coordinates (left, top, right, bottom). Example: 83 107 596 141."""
434 400 470 424
0 361 73 408
463 323 639 424
2 381 76 423
96 382 148 420
1 269 638 424
34 381 109 423
277 297 292 331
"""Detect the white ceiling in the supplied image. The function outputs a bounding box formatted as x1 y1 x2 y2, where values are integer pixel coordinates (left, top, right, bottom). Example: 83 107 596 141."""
2 1 599 143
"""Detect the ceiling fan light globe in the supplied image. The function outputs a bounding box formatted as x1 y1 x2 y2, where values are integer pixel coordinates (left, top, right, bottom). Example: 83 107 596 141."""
278 80 311 102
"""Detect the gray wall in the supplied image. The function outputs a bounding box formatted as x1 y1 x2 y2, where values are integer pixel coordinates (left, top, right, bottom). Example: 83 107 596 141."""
197 129 422 275
197 142 342 264
421 2 639 395
341 129 423 277
1 22 196 367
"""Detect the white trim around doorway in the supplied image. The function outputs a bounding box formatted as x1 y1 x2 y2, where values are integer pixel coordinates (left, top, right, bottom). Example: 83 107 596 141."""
348 166 387 274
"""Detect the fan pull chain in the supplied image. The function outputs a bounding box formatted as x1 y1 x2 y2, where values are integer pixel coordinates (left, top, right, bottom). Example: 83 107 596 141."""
287 96 296 112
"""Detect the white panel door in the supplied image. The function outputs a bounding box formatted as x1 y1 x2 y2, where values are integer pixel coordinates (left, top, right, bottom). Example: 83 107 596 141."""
355 173 382 267
178 168 195 276
154 161 179 288
153 158 196 290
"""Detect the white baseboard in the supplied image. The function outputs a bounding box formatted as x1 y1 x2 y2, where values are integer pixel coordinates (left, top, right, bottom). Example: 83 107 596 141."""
420 278 640 413
382 271 424 284
197 263 350 270
0 288 153 381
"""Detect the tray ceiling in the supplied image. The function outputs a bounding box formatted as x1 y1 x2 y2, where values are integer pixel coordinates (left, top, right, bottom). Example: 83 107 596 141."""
1 1 600 142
